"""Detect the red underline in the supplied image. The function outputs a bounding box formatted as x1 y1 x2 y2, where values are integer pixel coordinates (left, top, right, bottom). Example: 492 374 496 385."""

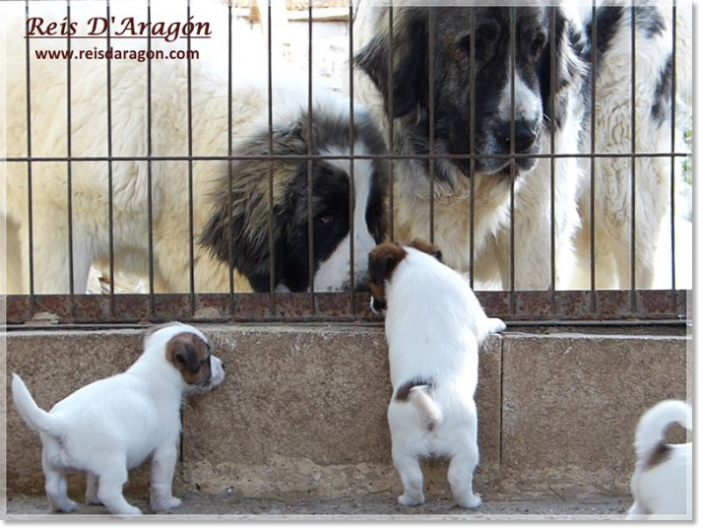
25 36 211 39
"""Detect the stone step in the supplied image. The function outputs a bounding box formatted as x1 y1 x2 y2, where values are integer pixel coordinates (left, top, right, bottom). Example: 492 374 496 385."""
4 325 689 504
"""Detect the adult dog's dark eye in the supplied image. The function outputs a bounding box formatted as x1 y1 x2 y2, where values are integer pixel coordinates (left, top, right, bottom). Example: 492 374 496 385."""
531 32 547 59
317 213 335 225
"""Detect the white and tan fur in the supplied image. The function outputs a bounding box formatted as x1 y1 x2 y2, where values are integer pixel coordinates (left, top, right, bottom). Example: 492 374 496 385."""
368 240 506 507
626 400 692 520
11 323 226 515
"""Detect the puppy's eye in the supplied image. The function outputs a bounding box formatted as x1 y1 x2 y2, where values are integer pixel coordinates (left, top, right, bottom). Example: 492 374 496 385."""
317 213 335 225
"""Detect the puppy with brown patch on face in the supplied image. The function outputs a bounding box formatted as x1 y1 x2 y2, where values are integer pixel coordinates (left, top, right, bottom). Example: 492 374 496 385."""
11 323 225 516
626 400 692 520
368 239 506 508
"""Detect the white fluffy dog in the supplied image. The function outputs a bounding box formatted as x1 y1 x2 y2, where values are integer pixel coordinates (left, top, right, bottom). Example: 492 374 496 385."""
626 399 692 520
368 239 506 508
11 323 226 515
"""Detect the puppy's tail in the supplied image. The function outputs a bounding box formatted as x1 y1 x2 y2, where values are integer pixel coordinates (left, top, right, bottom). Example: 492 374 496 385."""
11 374 63 439
408 386 443 432
634 400 692 462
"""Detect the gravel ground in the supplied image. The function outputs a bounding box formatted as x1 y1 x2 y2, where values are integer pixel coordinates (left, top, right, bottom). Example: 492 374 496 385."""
4 491 630 521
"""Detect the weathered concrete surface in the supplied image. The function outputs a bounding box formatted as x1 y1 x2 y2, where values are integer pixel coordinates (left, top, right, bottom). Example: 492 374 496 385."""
2 325 689 506
500 332 689 494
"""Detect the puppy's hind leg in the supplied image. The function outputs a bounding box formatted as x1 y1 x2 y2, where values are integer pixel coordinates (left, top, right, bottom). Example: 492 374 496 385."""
448 440 481 509
42 450 78 513
149 443 182 513
392 448 425 506
97 461 141 515
85 472 102 505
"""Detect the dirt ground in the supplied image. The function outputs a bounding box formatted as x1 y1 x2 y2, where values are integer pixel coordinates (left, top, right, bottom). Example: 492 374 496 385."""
5 491 630 521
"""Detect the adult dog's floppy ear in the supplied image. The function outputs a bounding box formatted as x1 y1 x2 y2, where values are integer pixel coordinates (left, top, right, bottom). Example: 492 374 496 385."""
199 126 304 292
354 7 429 119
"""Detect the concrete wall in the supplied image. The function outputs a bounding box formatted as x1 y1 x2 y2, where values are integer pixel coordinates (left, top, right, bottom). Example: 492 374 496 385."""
2 325 689 501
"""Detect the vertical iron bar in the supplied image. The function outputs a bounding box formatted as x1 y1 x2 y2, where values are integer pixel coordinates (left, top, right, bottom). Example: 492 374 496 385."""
24 0 35 310
387 5 395 241
66 0 75 316
630 5 636 308
670 4 677 300
307 0 315 312
106 0 115 318
549 7 556 308
267 2 276 316
469 7 476 288
428 8 435 244
147 1 155 318
590 0 597 310
509 5 516 307
227 0 235 315
187 0 196 316
348 2 356 316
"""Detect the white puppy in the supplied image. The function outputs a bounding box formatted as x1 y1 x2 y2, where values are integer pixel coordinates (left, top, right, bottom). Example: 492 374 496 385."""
368 239 506 508
626 400 692 520
11 323 225 516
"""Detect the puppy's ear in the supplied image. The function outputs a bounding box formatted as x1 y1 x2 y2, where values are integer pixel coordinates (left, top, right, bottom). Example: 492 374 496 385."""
199 126 304 292
168 337 201 375
354 7 428 119
408 238 443 263
368 242 408 287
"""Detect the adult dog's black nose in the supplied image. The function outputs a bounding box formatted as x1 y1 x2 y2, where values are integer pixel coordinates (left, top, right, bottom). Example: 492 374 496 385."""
497 120 539 153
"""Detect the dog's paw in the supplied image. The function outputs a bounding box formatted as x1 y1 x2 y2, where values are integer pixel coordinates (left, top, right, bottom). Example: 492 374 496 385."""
456 492 482 510
85 494 102 506
487 318 506 334
398 493 425 506
55 500 80 513
151 496 182 513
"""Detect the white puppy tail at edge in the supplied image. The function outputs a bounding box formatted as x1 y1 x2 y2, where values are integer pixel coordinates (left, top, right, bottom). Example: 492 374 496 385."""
408 385 443 431
634 400 692 462
11 374 64 439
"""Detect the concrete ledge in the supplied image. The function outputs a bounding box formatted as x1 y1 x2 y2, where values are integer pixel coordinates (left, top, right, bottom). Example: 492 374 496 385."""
2 325 689 502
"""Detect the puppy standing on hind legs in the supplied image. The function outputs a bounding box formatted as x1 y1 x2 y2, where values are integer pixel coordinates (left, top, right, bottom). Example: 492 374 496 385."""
368 239 506 508
11 323 226 516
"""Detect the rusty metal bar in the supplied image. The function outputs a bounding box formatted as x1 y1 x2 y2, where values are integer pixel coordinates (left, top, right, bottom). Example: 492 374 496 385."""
147 1 155 317
629 4 637 306
227 0 235 315
187 0 196 316
669 4 678 302
4 290 687 326
590 0 597 310
23 0 35 312
549 5 556 305
348 2 356 316
106 0 115 317
267 2 276 316
509 5 516 305
468 7 476 288
428 7 435 244
387 5 395 241
307 0 316 312
65 0 75 315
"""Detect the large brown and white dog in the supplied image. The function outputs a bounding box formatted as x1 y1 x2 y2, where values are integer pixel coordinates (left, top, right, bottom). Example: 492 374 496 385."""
626 400 692 520
11 322 226 515
1 3 388 295
355 3 588 290
368 239 505 508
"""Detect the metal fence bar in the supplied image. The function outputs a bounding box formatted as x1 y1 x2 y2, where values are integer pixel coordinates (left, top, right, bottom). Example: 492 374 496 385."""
387 5 394 241
4 151 690 163
549 6 556 303
348 2 356 316
307 0 316 313
468 7 476 288
629 4 637 307
669 4 678 304
147 1 155 318
65 0 75 318
187 0 196 316
427 8 435 245
106 0 115 317
227 0 235 315
509 6 516 305
23 0 35 312
267 2 276 316
590 0 597 310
